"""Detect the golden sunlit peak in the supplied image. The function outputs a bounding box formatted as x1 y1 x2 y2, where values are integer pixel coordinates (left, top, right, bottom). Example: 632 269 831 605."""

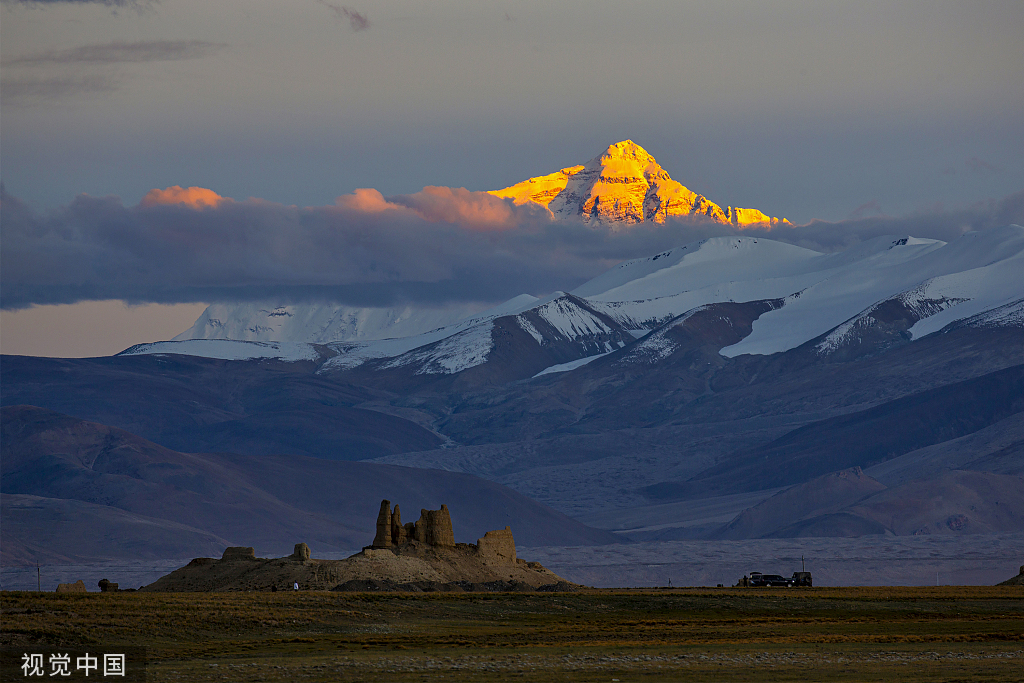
490 140 789 228
140 186 227 209
601 140 657 164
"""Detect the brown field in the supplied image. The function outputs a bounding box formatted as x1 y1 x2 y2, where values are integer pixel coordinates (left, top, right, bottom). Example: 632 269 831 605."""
3 586 1023 682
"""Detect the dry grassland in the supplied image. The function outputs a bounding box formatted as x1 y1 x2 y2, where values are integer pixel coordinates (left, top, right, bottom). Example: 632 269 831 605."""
3 586 1022 681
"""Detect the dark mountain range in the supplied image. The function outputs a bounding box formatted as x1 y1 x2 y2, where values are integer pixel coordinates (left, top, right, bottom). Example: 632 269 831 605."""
0 354 442 460
2 231 1023 559
1 405 617 565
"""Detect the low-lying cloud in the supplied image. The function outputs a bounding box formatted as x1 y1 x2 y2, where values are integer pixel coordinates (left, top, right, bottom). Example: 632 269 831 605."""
2 183 1020 311
0 74 117 102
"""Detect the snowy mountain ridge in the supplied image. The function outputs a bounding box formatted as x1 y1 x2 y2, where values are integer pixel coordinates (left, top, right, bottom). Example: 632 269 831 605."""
173 301 495 345
134 226 1024 381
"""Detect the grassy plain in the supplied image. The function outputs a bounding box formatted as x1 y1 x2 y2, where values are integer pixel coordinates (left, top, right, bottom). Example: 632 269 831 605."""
3 586 1022 682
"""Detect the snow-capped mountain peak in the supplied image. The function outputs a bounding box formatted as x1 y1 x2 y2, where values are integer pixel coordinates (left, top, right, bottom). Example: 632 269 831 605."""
490 140 788 227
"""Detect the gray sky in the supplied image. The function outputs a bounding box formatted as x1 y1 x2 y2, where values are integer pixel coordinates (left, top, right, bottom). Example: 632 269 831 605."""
1 0 1023 356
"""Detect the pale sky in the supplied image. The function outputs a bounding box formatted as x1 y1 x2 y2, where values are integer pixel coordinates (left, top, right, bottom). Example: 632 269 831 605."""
2 0 1022 357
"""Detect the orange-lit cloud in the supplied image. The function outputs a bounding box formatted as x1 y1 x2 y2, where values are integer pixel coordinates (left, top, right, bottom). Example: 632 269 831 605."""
336 188 394 213
336 186 522 230
393 186 516 229
140 186 228 209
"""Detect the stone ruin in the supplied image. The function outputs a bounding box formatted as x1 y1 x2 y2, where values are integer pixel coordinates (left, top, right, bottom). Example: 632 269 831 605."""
55 579 87 594
477 527 517 563
371 500 455 548
368 500 519 565
221 546 257 562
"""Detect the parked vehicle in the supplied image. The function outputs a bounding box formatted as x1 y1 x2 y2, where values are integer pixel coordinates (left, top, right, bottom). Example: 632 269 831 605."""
750 573 794 587
738 570 812 587
792 571 813 587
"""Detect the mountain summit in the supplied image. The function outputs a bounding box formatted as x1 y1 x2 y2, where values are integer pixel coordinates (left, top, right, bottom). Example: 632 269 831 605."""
491 140 788 227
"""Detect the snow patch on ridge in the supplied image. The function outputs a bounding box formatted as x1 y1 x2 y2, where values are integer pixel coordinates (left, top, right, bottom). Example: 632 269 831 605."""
532 352 611 378
534 298 614 339
814 283 967 356
517 316 544 344
950 299 1024 329
618 306 709 365
382 323 495 375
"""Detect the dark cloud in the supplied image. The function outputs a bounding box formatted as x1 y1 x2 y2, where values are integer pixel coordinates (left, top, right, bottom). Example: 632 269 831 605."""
0 74 118 104
966 157 1004 176
759 189 1024 254
848 201 883 220
1 40 227 106
942 157 1006 178
1 184 1020 311
4 40 227 66
316 1 370 31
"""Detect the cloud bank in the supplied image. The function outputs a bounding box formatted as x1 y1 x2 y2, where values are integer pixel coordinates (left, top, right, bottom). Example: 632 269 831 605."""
2 184 1021 311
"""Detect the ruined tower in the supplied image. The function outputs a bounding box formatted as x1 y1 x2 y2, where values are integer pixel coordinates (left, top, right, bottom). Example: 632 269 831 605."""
372 499 392 548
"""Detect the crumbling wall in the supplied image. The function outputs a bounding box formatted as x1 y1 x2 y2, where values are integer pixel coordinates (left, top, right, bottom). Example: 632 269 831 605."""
477 526 516 564
56 579 87 593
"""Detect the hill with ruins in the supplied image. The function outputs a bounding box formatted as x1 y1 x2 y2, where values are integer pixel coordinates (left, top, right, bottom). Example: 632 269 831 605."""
142 501 574 592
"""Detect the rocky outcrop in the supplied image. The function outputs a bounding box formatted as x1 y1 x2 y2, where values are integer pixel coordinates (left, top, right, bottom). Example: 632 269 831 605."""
56 579 87 593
